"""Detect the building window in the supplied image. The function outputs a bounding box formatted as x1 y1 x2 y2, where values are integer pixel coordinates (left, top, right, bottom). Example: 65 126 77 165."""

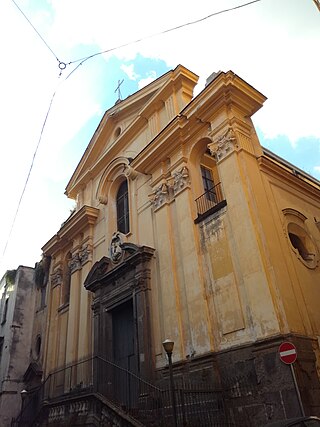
34 335 41 359
0 337 4 360
283 208 319 269
194 163 226 223
201 165 216 202
1 298 9 325
287 223 317 266
40 286 46 309
117 180 130 234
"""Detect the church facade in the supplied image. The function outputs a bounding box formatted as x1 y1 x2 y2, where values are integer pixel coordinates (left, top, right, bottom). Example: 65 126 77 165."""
23 65 320 426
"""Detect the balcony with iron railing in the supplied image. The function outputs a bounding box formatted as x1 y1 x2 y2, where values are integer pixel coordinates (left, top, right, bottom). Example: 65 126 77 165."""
194 182 227 224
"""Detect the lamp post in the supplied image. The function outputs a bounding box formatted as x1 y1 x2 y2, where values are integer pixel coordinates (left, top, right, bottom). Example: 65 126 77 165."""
162 339 178 427
20 389 28 416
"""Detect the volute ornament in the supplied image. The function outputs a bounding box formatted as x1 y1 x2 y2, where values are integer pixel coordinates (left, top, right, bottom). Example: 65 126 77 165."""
151 183 170 210
208 127 237 161
98 195 108 205
51 268 62 286
79 244 92 265
69 253 81 273
172 166 190 195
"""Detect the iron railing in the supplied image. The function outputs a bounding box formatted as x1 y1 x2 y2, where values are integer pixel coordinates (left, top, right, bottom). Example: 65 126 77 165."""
12 356 236 427
195 182 225 217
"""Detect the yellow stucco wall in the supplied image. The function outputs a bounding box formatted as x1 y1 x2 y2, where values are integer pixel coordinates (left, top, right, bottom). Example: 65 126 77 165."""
42 66 320 381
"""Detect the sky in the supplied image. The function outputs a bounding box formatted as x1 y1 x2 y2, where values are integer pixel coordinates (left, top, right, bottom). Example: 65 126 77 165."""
0 0 319 278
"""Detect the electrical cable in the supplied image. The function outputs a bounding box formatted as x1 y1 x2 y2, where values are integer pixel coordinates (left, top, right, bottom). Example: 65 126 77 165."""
1 89 57 262
11 0 263 75
68 0 262 66
11 0 61 64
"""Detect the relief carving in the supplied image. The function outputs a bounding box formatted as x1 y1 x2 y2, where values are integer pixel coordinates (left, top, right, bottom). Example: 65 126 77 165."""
98 195 108 205
151 182 170 210
69 253 81 274
110 232 123 263
124 164 138 180
172 166 190 196
131 277 150 292
79 244 92 266
150 167 191 209
51 268 62 287
208 127 237 161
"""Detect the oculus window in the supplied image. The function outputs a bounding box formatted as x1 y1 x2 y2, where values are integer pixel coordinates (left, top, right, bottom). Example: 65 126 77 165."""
283 208 319 269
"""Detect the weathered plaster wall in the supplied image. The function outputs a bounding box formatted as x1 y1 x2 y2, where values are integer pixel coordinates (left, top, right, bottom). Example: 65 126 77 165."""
0 266 35 427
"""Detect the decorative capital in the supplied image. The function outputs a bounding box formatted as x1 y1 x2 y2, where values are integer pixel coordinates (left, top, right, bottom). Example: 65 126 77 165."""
79 244 92 266
51 268 62 287
208 127 237 161
131 276 150 293
69 253 81 274
171 166 190 196
150 182 170 210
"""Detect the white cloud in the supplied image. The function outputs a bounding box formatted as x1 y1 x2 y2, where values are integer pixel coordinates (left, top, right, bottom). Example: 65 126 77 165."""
46 0 320 144
138 71 157 89
120 64 140 81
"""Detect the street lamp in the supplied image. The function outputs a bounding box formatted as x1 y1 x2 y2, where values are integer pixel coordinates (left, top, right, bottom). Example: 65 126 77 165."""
20 389 28 411
162 339 178 427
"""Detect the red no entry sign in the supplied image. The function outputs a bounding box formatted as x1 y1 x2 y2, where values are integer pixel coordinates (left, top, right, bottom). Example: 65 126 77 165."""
279 342 297 364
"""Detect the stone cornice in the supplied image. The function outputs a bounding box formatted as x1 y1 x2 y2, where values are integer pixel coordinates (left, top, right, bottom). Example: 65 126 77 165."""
131 115 203 174
84 245 155 294
131 71 266 174
258 155 320 199
42 206 99 255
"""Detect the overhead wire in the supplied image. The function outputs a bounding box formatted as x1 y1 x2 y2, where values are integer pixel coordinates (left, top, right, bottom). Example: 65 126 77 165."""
67 0 262 67
11 0 61 64
1 89 57 262
1 0 264 267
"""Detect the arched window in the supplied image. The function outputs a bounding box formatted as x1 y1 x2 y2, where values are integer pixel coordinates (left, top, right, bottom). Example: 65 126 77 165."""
116 180 130 234
200 165 216 202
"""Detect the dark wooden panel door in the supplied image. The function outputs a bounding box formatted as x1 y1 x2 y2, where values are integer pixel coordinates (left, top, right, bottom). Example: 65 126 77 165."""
112 300 137 407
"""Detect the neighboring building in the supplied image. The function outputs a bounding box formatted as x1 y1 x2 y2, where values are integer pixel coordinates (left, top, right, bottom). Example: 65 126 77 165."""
16 65 320 426
21 257 50 400
0 266 35 426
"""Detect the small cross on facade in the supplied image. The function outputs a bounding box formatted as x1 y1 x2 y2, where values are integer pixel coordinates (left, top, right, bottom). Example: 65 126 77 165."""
115 79 124 102
313 0 320 11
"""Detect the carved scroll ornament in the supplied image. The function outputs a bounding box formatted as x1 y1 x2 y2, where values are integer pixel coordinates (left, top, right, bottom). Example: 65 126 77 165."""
208 127 237 161
150 166 191 209
172 166 190 195
79 244 92 265
151 182 170 210
69 253 81 274
51 268 62 286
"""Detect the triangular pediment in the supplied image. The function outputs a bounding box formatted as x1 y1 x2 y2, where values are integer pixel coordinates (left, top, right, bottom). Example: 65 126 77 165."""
65 65 199 199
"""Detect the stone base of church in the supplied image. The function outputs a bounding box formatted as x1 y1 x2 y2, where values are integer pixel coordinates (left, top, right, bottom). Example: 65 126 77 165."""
157 334 320 426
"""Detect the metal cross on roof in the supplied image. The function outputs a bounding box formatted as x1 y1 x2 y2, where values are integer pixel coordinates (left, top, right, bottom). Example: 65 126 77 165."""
114 79 124 102
313 0 320 11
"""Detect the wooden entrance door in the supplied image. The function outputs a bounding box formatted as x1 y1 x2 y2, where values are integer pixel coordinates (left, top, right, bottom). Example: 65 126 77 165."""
112 300 137 407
